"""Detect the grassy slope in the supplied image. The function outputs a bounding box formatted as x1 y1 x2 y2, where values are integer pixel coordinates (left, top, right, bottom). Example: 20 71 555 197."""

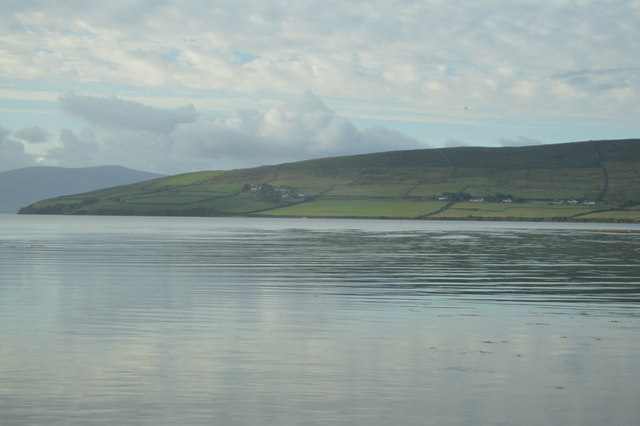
19 139 640 222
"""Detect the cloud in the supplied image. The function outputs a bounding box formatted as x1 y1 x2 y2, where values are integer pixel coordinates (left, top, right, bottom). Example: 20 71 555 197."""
13 125 50 143
46 128 101 164
444 139 468 148
58 93 198 133
498 136 543 147
2 0 638 123
172 93 422 162
2 0 638 174
179 92 423 166
0 127 38 171
38 92 425 174
552 67 639 93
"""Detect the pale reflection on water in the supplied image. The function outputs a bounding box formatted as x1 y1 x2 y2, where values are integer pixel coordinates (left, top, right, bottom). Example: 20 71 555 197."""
1 215 639 425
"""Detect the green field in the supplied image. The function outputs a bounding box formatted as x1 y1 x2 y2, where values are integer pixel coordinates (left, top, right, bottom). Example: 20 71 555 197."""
262 198 447 218
142 170 226 188
577 209 640 222
430 201 609 220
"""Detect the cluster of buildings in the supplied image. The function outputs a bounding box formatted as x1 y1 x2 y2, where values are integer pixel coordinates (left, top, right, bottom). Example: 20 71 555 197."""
435 194 514 203
551 199 600 205
248 184 315 202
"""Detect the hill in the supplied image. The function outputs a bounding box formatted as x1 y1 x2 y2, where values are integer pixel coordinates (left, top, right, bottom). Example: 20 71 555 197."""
18 139 640 222
1 166 164 213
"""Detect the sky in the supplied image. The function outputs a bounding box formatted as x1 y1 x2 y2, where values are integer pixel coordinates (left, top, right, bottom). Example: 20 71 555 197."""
1 0 639 174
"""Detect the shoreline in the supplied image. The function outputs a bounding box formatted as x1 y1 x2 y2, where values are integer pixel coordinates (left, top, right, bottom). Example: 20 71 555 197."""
15 210 640 225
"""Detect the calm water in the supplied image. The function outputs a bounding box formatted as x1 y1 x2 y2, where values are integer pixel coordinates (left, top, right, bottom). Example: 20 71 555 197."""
1 214 639 425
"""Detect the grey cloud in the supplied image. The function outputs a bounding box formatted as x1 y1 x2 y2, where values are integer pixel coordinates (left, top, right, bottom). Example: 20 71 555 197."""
0 127 39 171
41 92 426 174
358 126 421 154
553 68 638 92
14 125 51 143
444 139 467 148
45 129 101 166
59 93 198 134
498 136 542 147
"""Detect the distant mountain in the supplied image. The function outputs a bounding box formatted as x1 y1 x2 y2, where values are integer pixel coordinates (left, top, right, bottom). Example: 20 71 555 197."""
0 166 165 213
18 140 640 222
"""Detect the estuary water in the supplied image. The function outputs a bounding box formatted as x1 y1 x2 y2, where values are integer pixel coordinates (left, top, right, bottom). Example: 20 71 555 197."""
1 214 639 425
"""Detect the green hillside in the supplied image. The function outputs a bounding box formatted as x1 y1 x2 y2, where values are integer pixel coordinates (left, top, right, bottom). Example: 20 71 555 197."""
19 139 640 222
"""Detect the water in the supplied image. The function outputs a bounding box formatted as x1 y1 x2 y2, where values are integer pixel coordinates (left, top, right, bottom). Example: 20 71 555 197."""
1 214 639 425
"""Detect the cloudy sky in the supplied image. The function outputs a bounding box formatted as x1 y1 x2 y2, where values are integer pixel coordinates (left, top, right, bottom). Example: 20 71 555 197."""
1 0 639 174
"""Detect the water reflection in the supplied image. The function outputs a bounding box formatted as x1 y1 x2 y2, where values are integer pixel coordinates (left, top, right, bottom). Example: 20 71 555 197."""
1 215 639 425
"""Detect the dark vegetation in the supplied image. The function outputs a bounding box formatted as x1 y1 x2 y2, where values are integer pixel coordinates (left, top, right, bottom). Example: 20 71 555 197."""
19 139 640 222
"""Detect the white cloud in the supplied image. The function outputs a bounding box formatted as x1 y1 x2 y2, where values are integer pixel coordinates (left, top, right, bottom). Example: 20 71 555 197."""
1 0 637 122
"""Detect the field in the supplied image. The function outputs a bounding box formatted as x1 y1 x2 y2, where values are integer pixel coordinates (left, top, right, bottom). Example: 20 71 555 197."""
142 171 227 188
262 198 447 218
577 207 640 222
429 201 610 220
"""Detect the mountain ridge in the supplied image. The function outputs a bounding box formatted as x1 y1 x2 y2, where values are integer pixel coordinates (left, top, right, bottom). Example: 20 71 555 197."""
1 165 165 213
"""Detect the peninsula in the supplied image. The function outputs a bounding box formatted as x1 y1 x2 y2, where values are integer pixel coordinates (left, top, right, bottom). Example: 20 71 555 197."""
19 139 640 222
